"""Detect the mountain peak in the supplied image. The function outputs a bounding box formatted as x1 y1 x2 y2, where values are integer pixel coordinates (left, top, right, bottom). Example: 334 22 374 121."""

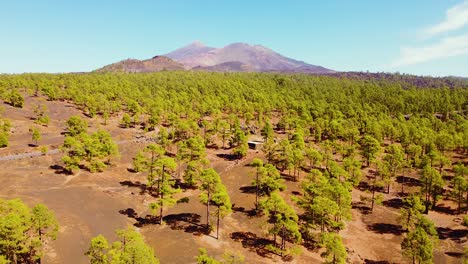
190 40 205 47
164 41 334 73
100 41 335 74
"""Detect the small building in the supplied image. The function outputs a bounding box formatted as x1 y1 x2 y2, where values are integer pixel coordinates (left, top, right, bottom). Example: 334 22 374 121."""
248 140 264 150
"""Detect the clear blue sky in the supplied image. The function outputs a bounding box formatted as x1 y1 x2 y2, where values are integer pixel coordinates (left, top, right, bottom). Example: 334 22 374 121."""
1 0 467 76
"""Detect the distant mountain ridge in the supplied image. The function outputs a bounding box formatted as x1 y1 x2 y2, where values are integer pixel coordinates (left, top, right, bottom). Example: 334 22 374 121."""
95 56 184 73
97 41 334 73
165 41 334 73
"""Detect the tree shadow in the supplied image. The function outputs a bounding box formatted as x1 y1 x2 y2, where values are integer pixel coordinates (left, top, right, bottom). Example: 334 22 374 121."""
352 201 372 215
163 213 209 236
230 232 275 258
445 251 464 258
239 186 257 194
382 198 403 209
396 176 421 187
299 231 320 251
216 153 240 161
119 180 157 197
206 143 219 149
437 227 468 242
364 260 390 264
432 204 457 215
358 181 371 192
280 172 296 182
49 164 72 175
173 181 197 191
126 168 138 173
119 208 159 227
367 223 404 235
232 205 258 217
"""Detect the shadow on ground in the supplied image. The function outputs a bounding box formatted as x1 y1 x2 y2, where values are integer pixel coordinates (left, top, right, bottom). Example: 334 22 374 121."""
367 223 404 235
230 232 274 258
437 227 468 242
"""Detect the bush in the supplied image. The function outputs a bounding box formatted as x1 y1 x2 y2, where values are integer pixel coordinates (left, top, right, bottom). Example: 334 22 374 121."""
40 145 48 155
6 90 24 108
0 132 8 148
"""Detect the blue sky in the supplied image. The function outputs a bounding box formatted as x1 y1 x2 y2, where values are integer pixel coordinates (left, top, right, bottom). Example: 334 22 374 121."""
1 0 467 76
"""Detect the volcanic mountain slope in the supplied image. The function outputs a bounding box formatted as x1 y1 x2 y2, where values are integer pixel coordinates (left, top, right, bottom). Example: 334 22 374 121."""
96 56 184 73
165 42 334 73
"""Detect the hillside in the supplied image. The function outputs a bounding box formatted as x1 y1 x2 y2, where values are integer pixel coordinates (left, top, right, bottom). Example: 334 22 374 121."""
0 72 466 264
165 42 335 73
97 41 334 73
96 56 184 73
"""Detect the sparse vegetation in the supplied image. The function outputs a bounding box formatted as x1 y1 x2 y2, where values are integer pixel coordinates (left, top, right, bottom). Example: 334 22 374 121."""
0 72 466 263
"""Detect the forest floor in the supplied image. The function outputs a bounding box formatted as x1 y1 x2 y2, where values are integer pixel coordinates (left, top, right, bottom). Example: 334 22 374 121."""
0 95 466 263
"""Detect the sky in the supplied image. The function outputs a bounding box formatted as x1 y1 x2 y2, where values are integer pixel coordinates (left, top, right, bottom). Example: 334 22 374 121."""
1 0 467 76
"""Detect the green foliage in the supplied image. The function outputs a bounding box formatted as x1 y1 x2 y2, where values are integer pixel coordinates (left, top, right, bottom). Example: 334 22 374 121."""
0 198 59 263
5 90 24 108
39 145 48 155
199 168 232 235
253 164 285 196
342 156 362 186
61 130 119 173
33 103 50 126
0 132 8 148
196 248 245 264
85 227 159 264
297 170 351 233
86 235 109 264
260 192 301 253
401 212 438 264
132 151 147 172
261 121 273 141
360 135 381 167
401 226 435 264
121 113 132 128
0 118 11 134
320 232 347 264
399 195 425 231
451 175 467 214
305 147 323 169
66 115 88 136
30 126 41 145
383 144 404 192
420 165 444 211
178 136 208 187
184 160 205 187
149 157 179 223
196 248 220 264
0 118 11 148
0 255 8 264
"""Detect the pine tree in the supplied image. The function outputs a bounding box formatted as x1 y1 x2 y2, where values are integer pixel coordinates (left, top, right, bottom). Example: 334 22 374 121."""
320 232 347 264
66 115 88 136
199 169 231 237
383 144 404 193
420 165 444 212
149 157 178 224
360 135 381 167
451 176 467 214
0 199 59 263
86 227 159 264
30 126 41 146
260 192 301 255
